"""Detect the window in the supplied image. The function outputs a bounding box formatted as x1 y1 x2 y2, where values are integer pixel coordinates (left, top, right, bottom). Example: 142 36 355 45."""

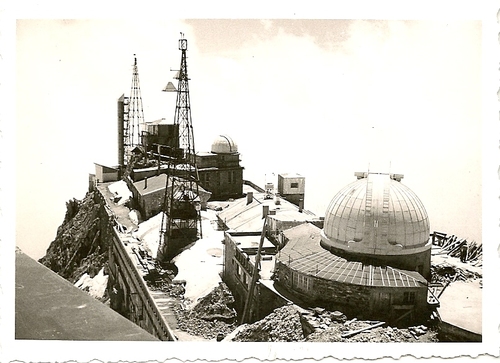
292 272 310 291
228 171 235 184
290 182 299 188
403 291 416 304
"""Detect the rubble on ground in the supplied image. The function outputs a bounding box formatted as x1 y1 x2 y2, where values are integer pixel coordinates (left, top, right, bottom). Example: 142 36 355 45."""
303 308 437 342
225 304 437 343
306 319 437 342
168 281 237 340
431 263 482 284
232 305 305 342
190 282 237 322
174 307 237 340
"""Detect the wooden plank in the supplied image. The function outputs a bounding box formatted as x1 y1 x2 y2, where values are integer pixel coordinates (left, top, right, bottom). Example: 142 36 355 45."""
341 321 385 338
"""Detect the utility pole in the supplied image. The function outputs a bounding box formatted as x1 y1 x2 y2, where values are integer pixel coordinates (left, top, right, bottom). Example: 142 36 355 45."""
241 218 267 324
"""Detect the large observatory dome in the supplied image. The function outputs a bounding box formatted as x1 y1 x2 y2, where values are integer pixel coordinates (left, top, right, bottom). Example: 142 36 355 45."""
211 135 238 154
320 172 430 258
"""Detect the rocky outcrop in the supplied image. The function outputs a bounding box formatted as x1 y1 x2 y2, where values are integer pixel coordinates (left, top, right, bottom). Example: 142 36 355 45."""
39 190 113 284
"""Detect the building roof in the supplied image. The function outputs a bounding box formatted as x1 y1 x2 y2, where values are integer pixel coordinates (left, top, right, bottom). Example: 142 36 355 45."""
134 174 168 196
228 234 275 250
322 172 430 256
145 118 169 125
279 173 304 179
267 210 312 222
278 223 427 288
218 192 315 232
211 135 238 154
94 162 120 171
133 174 211 201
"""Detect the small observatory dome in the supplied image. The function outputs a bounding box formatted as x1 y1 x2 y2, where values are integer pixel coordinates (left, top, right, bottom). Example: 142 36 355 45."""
321 172 430 258
211 135 238 154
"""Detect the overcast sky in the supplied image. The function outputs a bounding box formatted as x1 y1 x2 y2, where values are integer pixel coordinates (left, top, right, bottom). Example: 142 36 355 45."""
14 18 485 259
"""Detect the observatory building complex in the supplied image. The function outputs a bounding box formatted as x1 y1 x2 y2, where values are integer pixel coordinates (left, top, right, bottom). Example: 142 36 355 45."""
274 172 433 321
222 170 435 324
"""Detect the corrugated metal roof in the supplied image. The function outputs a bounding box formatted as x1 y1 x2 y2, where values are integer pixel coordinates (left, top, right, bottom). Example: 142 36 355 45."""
278 223 426 288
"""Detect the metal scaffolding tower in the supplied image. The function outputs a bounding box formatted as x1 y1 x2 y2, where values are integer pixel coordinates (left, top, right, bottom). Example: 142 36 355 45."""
128 54 145 148
157 34 202 262
119 55 145 178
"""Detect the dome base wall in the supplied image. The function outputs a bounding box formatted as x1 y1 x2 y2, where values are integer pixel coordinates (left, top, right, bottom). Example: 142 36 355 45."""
275 261 430 323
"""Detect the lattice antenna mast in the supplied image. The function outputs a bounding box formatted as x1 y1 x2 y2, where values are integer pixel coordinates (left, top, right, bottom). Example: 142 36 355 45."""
157 34 202 263
174 35 197 166
128 54 145 147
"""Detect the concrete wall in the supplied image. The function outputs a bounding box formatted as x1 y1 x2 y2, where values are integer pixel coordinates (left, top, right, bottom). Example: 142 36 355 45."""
138 189 165 220
117 95 125 171
199 167 244 201
95 165 119 183
278 174 305 195
438 321 482 342
223 232 287 323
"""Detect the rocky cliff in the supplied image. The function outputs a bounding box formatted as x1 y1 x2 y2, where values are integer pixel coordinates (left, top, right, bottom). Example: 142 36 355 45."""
38 190 113 290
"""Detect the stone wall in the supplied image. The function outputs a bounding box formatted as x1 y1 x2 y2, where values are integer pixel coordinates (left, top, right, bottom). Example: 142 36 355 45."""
275 260 428 322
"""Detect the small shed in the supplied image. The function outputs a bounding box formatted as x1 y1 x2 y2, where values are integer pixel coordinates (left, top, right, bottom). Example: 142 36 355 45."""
95 163 120 183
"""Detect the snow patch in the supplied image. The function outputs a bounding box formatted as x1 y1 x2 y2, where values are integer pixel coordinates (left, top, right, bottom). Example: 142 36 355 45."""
129 209 140 225
74 267 108 299
173 210 225 310
132 212 164 259
108 180 132 206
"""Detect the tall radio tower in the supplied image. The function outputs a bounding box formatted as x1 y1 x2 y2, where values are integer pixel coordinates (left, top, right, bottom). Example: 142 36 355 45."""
128 54 144 147
157 34 202 262
118 54 145 175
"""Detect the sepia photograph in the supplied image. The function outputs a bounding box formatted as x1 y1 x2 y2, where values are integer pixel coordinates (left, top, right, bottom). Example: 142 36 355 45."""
3 2 499 362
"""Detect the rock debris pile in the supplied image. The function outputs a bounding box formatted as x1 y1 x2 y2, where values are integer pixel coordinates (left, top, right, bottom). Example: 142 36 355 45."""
306 319 436 342
172 282 237 340
303 308 437 342
232 305 305 342
190 282 237 322
225 305 437 343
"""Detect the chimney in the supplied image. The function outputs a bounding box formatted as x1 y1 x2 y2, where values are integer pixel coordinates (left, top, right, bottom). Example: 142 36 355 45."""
246 192 253 205
298 198 304 213
144 177 148 189
262 205 270 219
